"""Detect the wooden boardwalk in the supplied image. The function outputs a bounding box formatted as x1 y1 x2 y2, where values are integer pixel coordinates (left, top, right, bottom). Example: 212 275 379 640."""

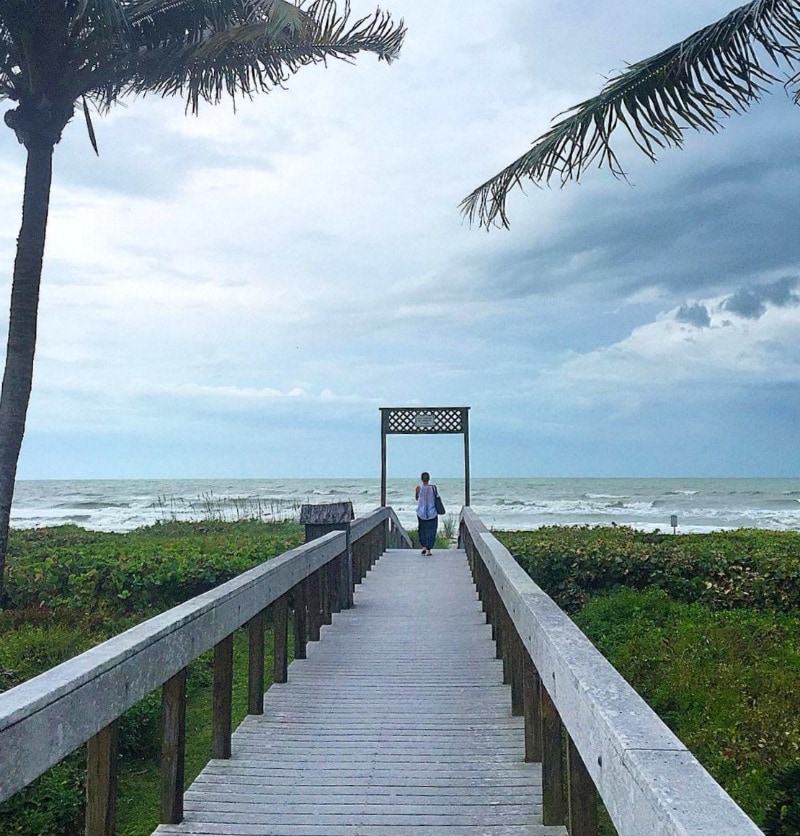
154 548 567 836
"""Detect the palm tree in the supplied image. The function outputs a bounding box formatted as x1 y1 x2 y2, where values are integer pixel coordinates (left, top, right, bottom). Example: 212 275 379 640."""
0 0 405 602
462 0 800 228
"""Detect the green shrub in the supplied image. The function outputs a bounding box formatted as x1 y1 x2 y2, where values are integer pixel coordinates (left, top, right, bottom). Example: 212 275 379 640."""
0 754 84 836
763 760 800 836
119 691 162 761
497 526 800 613
0 619 96 691
4 521 304 615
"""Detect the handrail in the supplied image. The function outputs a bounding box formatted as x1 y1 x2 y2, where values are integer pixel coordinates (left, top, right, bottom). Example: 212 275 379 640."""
0 506 410 830
353 505 413 547
459 507 763 836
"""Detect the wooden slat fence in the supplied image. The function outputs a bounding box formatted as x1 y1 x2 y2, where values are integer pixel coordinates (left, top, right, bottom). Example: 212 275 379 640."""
0 506 410 834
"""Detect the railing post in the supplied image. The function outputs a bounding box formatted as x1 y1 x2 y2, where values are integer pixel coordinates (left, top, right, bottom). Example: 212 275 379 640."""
541 680 567 826
272 594 289 684
293 580 308 659
473 552 490 618
510 629 524 717
487 575 499 638
307 568 322 641
212 634 234 759
523 654 543 763
568 735 599 836
362 534 370 576
326 559 336 620
481 562 491 619
371 527 380 568
85 720 119 836
343 526 354 608
500 605 512 684
352 539 364 585
364 530 373 572
494 590 504 662
160 668 187 825
330 556 342 614
247 609 266 715
320 563 332 626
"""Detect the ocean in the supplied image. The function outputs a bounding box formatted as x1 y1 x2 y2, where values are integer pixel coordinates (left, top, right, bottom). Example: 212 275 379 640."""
9 477 800 534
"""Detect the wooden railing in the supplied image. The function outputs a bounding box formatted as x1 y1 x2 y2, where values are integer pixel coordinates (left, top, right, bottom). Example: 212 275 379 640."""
0 507 410 834
459 507 763 836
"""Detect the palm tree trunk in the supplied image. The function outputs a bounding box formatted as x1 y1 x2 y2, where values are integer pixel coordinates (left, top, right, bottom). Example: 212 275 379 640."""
0 140 54 605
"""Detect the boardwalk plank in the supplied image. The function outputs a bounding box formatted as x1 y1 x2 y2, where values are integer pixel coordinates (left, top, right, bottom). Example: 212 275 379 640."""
153 549 567 836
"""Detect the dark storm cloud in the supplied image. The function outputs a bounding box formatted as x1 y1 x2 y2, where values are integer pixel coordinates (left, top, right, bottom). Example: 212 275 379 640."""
471 99 800 303
722 276 799 319
676 303 711 327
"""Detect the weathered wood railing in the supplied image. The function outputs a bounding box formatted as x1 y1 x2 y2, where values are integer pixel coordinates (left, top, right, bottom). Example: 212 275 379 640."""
0 506 410 834
459 507 763 836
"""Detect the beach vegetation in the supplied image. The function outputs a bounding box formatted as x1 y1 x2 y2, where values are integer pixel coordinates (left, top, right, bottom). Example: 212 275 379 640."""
408 527 452 551
4 519 303 615
496 526 800 832
573 588 800 826
151 491 303 525
0 0 405 604
498 525 800 613
441 513 457 541
0 519 302 834
463 0 800 227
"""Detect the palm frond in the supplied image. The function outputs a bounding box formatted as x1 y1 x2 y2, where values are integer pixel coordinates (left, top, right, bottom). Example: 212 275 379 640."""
82 95 100 153
462 0 800 229
128 0 309 41
130 0 405 111
69 0 130 37
304 0 404 63
1 0 402 148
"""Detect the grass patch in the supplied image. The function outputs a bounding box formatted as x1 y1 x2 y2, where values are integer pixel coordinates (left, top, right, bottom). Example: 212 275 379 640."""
573 588 800 826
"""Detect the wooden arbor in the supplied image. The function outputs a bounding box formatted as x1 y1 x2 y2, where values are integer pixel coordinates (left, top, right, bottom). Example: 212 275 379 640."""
379 406 471 507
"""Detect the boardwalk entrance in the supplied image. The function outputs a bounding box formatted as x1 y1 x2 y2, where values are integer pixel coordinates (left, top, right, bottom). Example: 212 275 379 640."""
155 549 564 835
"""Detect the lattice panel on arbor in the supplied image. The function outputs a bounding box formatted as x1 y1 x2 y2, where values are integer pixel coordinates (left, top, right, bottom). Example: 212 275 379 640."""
383 407 467 435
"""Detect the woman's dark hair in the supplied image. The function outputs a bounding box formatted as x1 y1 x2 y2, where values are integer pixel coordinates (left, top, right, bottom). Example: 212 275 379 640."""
421 472 430 482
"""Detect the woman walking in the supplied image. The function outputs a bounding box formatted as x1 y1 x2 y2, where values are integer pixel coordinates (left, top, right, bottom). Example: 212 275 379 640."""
415 471 438 556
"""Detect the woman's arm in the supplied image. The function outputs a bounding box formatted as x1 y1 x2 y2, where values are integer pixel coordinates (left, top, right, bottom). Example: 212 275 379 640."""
415 486 420 499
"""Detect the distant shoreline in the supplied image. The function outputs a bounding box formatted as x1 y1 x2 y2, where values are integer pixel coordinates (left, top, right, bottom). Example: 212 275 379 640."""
10 476 800 534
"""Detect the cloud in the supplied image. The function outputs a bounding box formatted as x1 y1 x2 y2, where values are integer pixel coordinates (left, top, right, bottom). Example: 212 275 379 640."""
541 283 800 404
4 0 800 478
722 276 799 319
469 92 800 309
675 303 711 328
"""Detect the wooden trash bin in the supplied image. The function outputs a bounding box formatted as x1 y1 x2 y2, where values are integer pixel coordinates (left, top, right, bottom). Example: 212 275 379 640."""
299 501 355 610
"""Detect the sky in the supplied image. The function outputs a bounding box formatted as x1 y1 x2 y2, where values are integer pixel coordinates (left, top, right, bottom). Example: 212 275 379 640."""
2 0 800 481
